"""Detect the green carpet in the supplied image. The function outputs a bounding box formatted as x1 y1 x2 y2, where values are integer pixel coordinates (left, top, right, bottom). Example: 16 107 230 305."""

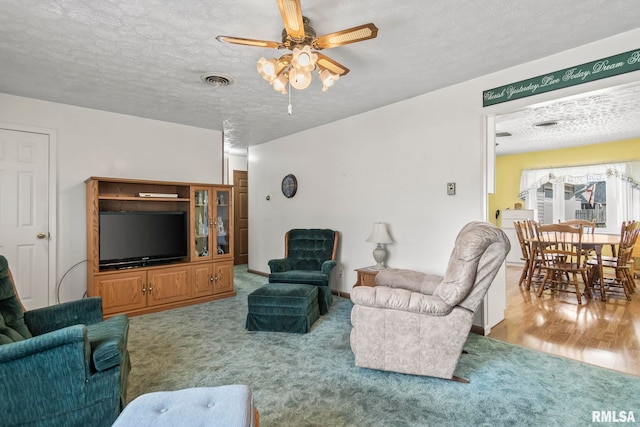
126 266 640 426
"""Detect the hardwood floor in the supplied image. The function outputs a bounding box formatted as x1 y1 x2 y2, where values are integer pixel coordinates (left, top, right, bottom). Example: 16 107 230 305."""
488 265 640 377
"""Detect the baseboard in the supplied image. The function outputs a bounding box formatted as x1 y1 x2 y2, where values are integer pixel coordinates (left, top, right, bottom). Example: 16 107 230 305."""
470 325 486 336
247 269 268 277
333 289 350 299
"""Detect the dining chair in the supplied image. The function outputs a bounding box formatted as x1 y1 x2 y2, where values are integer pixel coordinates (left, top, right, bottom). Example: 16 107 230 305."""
559 219 596 234
559 219 597 259
586 221 640 300
514 220 543 290
535 223 591 304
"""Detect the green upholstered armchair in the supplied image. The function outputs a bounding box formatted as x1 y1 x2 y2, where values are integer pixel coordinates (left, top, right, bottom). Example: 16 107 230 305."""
268 229 339 314
0 255 131 427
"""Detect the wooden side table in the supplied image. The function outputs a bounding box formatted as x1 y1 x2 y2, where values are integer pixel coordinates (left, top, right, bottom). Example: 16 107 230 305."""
353 267 383 287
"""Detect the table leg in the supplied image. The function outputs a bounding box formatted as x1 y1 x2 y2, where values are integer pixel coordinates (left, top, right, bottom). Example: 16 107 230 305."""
596 246 607 301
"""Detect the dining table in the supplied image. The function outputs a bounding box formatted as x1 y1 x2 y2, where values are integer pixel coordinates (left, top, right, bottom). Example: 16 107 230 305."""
528 233 620 301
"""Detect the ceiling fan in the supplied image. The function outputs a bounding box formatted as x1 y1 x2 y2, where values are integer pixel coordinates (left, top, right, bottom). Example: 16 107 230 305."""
216 0 378 93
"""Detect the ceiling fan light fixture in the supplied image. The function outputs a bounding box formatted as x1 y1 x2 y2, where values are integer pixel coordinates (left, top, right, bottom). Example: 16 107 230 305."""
319 68 339 92
291 45 317 72
218 1 378 96
257 57 279 82
288 67 312 90
272 73 289 94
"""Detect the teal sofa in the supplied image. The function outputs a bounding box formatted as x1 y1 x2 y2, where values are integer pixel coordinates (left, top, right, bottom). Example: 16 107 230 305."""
268 229 339 314
0 255 130 427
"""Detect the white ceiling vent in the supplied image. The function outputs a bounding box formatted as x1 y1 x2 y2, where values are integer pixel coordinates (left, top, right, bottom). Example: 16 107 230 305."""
533 120 559 128
201 73 234 87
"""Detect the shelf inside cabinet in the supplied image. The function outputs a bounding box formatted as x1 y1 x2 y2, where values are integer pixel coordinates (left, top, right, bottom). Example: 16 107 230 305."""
99 195 190 202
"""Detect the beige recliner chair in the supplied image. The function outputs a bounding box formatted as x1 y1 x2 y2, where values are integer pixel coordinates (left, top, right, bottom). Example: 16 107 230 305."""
350 221 509 381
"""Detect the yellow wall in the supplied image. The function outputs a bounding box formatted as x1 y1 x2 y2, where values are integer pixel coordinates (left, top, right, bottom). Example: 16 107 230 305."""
489 137 640 226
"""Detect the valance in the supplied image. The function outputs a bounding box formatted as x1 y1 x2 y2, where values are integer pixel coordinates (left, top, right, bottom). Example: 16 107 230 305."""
519 161 640 199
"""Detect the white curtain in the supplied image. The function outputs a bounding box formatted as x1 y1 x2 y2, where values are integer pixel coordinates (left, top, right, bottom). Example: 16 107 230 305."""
519 161 640 225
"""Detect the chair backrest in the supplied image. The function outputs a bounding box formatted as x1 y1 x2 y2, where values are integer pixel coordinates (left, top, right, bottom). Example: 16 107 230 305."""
0 255 33 344
285 229 338 271
433 222 510 313
513 221 531 260
559 219 596 234
617 221 640 265
536 223 585 269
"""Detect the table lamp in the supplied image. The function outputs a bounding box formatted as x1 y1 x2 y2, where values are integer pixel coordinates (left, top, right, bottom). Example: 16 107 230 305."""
366 222 393 269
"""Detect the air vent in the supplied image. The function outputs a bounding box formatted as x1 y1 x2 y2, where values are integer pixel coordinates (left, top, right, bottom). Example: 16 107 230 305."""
495 132 512 137
201 73 234 87
533 120 559 127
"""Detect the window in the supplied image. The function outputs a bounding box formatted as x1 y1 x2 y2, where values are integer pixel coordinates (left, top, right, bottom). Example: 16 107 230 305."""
533 182 606 226
520 162 640 232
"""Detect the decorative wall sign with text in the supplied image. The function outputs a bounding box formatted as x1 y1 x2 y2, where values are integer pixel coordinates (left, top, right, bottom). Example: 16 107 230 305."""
483 48 640 107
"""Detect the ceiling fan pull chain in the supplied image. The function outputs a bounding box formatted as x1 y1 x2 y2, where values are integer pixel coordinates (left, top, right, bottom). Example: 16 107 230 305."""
288 81 293 115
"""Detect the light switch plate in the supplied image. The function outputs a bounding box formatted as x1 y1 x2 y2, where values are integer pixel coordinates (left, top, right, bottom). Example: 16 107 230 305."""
447 182 456 195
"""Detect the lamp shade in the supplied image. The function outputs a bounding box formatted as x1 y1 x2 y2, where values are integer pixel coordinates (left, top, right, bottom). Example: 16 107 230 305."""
366 222 393 244
319 68 339 92
289 67 312 90
257 57 278 82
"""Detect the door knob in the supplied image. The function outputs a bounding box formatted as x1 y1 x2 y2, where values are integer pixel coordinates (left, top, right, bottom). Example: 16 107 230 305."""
37 232 47 239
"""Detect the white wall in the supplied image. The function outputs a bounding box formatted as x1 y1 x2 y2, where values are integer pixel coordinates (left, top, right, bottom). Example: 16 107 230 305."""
224 153 248 185
0 94 223 302
248 29 640 301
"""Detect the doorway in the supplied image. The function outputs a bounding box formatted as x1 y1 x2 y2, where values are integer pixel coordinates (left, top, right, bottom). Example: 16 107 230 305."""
233 170 248 265
0 123 56 309
484 80 640 371
488 81 640 230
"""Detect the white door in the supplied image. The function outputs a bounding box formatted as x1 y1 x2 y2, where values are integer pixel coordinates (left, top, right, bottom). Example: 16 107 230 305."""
0 127 51 309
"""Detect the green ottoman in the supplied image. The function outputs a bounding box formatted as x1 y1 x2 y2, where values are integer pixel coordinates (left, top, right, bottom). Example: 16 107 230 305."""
246 283 319 333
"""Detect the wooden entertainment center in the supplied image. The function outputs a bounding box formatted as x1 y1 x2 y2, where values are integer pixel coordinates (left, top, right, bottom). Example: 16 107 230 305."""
85 177 235 317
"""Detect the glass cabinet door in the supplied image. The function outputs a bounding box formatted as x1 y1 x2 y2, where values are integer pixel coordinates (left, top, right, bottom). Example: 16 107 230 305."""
214 188 231 256
194 188 210 258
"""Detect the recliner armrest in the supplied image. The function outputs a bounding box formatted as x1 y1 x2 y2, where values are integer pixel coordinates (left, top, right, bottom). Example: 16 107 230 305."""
376 269 443 295
351 286 453 315
87 314 129 372
321 260 337 276
268 258 291 273
24 297 104 336
91 338 123 371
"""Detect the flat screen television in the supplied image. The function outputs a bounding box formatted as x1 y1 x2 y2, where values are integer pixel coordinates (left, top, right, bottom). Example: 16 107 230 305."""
99 211 188 268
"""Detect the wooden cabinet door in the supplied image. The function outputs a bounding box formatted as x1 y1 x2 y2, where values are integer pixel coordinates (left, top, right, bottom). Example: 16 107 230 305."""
96 271 146 315
213 260 234 294
147 266 191 307
191 186 213 262
212 187 233 260
192 263 214 298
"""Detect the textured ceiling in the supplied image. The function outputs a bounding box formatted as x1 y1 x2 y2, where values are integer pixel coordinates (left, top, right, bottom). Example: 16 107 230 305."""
495 83 640 155
1 0 640 153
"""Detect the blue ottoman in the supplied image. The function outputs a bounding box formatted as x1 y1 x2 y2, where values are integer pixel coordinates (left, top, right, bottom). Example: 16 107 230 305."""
111 385 258 427
246 283 319 333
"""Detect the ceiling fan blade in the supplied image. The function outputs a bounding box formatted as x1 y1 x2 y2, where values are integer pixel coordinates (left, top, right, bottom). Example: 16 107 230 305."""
315 23 378 49
276 0 305 40
315 53 350 76
216 35 281 49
